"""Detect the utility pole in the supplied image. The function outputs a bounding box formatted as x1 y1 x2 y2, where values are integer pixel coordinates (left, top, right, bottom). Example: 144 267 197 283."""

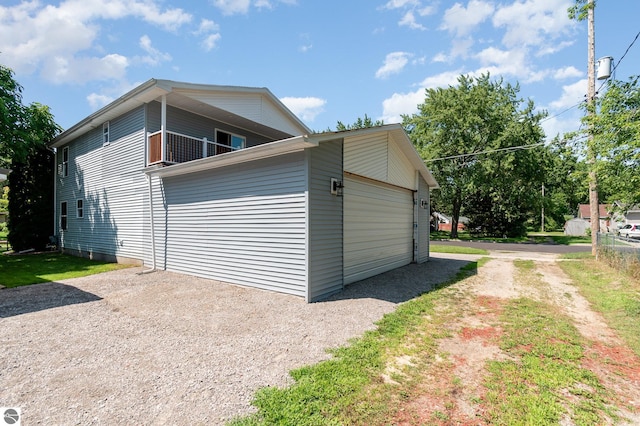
587 0 599 256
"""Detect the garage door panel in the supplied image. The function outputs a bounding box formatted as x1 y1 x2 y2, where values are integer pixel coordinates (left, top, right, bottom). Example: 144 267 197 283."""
344 176 414 284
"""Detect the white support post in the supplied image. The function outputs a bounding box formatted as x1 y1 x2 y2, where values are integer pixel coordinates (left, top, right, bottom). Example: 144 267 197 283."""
161 94 167 163
203 137 208 158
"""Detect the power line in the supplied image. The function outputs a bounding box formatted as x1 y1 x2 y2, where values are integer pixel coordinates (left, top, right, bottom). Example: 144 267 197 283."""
424 142 546 162
597 30 640 94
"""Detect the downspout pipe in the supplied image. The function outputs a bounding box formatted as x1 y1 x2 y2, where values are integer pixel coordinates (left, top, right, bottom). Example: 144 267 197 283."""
147 174 157 271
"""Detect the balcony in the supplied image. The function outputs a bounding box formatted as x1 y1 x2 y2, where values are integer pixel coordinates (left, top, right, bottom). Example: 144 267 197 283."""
147 130 240 166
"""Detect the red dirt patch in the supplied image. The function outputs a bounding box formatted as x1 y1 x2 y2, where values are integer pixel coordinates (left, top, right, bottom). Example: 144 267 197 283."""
584 341 640 388
459 326 501 344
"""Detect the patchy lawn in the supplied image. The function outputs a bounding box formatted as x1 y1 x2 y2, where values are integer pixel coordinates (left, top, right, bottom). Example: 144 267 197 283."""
0 252 133 288
431 230 591 245
230 254 640 425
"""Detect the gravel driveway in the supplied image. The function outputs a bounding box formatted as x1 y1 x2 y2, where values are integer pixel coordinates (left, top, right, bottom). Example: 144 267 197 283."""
0 256 468 425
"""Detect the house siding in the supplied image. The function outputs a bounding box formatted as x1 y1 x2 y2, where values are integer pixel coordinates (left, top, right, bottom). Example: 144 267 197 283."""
417 174 431 263
146 101 274 148
307 139 344 301
152 152 308 297
56 106 147 262
344 133 388 182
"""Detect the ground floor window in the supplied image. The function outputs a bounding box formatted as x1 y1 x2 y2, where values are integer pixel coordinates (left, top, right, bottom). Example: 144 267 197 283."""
61 201 68 230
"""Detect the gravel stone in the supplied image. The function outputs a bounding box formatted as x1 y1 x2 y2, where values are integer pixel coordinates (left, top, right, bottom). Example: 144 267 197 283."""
0 256 466 425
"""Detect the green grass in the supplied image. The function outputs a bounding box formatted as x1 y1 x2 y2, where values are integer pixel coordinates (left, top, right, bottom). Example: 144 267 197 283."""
482 262 617 425
228 261 481 426
430 244 489 255
484 298 614 425
0 252 132 288
560 251 595 260
431 230 591 246
559 258 640 357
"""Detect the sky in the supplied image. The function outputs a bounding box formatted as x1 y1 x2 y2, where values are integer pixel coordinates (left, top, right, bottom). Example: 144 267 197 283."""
1 0 639 140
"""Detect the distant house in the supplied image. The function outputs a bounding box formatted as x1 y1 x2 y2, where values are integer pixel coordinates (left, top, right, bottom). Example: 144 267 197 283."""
577 203 612 232
48 79 438 302
433 212 468 232
610 203 640 229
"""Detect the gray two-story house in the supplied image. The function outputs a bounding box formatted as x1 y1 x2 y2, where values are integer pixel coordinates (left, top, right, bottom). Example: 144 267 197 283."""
49 79 438 302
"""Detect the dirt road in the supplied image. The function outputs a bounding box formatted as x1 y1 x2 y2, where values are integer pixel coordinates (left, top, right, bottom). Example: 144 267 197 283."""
395 251 640 425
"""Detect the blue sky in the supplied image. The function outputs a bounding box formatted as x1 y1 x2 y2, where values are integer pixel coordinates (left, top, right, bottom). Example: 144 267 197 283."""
2 0 639 139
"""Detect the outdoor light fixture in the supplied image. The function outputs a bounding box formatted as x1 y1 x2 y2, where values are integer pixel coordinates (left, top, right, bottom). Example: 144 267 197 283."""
330 178 343 196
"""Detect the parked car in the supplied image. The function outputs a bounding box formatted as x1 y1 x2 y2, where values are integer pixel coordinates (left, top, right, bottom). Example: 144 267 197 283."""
617 224 640 239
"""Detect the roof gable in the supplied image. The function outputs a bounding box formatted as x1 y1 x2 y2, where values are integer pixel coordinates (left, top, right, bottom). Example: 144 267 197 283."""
51 79 310 148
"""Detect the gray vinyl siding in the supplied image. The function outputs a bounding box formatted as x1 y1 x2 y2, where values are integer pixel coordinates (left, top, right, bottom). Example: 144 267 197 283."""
56 106 147 260
417 175 430 263
307 139 343 301
146 101 274 147
154 152 308 297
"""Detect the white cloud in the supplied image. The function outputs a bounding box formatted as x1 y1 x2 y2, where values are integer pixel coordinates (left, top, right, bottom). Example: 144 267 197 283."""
194 19 222 51
376 52 412 79
399 10 426 30
202 33 222 51
213 0 251 15
493 0 573 49
87 92 114 110
280 96 326 122
418 70 466 89
441 0 494 37
47 53 129 84
380 70 464 123
549 79 586 110
86 80 141 110
137 35 172 66
432 52 448 63
213 0 296 15
0 0 191 83
382 0 420 10
553 66 583 80
382 0 433 30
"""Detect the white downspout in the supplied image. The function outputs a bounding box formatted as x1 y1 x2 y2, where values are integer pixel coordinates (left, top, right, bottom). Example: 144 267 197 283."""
147 174 157 271
51 147 58 246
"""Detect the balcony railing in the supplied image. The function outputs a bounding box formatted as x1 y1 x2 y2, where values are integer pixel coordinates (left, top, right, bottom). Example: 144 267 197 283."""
147 130 238 166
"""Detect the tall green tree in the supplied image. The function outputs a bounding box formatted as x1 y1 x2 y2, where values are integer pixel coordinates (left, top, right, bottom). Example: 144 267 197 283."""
588 75 640 210
404 73 547 238
1 65 61 250
335 114 384 131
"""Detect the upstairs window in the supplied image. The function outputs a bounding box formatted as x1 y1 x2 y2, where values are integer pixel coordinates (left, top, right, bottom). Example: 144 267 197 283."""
215 129 246 155
61 146 69 177
60 201 68 231
76 199 84 219
103 122 110 146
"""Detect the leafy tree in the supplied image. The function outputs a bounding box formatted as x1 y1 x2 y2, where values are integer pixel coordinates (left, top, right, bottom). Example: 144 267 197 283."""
589 76 640 211
539 137 588 230
404 73 547 238
0 65 61 250
8 145 55 251
335 114 384 131
567 0 594 21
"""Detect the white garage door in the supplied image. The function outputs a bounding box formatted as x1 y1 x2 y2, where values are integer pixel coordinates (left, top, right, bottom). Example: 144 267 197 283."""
344 175 414 284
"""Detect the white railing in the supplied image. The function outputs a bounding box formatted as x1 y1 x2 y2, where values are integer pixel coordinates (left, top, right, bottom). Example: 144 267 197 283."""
147 130 240 165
